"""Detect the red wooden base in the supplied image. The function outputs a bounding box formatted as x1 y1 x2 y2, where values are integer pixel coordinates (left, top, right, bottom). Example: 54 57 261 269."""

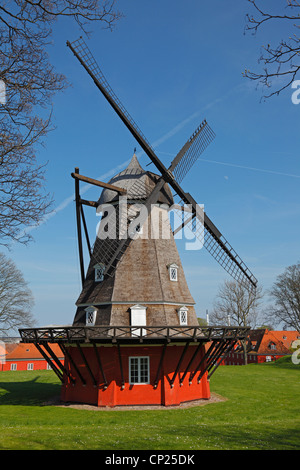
60 343 210 407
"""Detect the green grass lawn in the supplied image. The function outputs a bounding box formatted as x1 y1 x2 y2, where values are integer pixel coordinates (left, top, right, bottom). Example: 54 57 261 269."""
0 357 299 450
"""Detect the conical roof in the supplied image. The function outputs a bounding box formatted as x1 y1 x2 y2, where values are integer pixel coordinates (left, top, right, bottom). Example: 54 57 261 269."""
98 153 173 206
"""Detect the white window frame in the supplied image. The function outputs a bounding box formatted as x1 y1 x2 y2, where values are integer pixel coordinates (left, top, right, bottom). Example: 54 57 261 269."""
94 263 105 282
168 263 178 282
27 363 34 371
129 356 150 384
85 306 97 326
130 304 147 337
178 306 188 326
10 363 17 371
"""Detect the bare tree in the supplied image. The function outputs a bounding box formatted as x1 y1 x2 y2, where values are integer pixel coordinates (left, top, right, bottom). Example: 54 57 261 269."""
266 262 300 332
211 280 264 364
0 1 122 247
0 252 35 334
211 281 263 327
244 0 300 98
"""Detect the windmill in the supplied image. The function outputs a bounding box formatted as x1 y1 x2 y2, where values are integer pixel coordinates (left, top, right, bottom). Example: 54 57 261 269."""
67 37 257 293
19 38 256 408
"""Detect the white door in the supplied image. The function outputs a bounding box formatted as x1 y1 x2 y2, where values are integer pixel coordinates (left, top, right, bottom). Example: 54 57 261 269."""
130 305 147 337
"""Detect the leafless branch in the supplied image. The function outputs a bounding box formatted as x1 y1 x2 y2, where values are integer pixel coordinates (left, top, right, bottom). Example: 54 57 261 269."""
0 253 35 334
266 262 300 331
210 280 263 328
0 1 123 246
244 0 300 98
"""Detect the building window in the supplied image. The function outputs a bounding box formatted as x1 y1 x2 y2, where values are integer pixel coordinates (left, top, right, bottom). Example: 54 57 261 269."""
178 306 188 326
168 263 178 282
27 363 34 371
10 364 17 371
94 263 105 282
129 356 150 384
170 267 177 281
47 363 53 370
130 304 147 337
85 306 97 326
268 342 276 350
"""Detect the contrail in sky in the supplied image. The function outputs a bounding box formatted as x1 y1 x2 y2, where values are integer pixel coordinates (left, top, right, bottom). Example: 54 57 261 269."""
159 152 300 179
18 80 296 241
197 158 300 179
15 109 203 240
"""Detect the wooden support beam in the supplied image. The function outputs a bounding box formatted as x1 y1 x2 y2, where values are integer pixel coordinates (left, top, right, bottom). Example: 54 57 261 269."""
71 171 127 194
80 204 92 256
201 340 226 372
154 343 167 389
34 343 63 383
42 342 75 384
197 340 229 383
60 344 86 385
189 340 217 383
180 341 203 385
80 198 98 208
117 342 125 390
76 342 97 386
170 341 190 388
207 340 236 380
206 340 229 371
92 342 108 389
74 167 85 288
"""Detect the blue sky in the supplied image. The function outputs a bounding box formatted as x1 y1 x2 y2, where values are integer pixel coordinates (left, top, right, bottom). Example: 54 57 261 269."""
7 0 300 328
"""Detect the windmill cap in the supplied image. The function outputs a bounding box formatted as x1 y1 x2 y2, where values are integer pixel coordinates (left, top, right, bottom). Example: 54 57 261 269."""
97 153 174 206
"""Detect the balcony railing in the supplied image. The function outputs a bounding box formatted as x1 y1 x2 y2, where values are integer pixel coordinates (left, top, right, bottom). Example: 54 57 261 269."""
19 325 250 344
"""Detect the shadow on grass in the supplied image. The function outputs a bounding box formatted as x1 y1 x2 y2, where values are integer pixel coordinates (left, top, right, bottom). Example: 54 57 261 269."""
0 376 61 406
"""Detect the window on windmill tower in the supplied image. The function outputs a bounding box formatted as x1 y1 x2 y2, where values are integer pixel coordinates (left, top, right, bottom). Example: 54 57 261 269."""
85 306 97 326
94 263 105 282
168 263 179 282
178 306 188 326
130 304 147 337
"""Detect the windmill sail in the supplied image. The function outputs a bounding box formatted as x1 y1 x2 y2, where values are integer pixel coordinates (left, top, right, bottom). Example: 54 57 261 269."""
66 37 162 171
172 203 257 291
170 120 216 183
67 37 257 291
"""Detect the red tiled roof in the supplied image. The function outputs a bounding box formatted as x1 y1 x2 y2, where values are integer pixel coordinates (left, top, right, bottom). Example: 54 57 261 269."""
257 330 300 355
3 343 63 360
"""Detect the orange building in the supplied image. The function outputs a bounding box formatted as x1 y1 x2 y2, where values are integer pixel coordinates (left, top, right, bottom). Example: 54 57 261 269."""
223 329 300 365
0 341 64 372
